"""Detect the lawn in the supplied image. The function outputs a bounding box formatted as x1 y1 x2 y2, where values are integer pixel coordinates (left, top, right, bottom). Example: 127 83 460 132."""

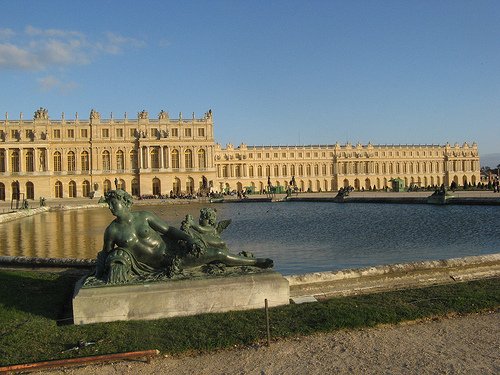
0 269 498 366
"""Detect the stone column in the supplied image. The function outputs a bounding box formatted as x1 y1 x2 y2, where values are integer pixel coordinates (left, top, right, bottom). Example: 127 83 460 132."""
137 147 142 170
46 148 52 172
32 148 38 172
208 147 213 168
166 146 170 169
19 149 26 173
5 149 10 173
179 147 184 170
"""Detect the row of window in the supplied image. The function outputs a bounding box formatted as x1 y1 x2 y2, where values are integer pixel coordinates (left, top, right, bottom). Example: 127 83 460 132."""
239 149 449 160
219 164 335 178
0 149 208 173
216 159 478 178
3 127 206 140
339 160 477 174
0 176 203 200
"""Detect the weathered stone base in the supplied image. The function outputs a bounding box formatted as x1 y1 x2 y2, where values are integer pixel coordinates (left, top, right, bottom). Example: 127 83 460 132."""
73 271 289 325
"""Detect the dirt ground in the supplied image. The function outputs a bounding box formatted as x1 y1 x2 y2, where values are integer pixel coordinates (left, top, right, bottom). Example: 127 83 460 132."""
40 311 499 375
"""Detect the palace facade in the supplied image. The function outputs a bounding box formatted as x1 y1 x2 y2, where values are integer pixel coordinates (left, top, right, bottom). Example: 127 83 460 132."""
0 108 480 201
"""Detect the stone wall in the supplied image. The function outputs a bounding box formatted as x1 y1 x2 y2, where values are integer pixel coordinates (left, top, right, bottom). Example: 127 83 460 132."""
286 253 500 299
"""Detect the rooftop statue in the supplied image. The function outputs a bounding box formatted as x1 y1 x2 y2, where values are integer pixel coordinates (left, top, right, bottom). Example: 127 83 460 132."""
158 110 168 119
90 109 101 120
90 189 273 285
33 107 48 120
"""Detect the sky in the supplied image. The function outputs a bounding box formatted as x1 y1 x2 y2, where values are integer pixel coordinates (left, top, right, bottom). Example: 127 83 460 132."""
1 1 499 157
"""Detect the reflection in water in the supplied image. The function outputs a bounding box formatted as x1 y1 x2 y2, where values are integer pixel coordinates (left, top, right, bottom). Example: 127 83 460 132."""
0 202 499 275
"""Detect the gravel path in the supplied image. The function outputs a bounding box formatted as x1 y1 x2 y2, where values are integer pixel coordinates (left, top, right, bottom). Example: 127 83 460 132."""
42 311 499 375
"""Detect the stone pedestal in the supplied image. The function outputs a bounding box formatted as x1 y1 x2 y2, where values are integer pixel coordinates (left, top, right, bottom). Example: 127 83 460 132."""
73 271 289 325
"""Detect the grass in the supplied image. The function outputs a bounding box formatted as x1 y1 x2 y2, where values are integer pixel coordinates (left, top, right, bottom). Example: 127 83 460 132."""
0 269 499 366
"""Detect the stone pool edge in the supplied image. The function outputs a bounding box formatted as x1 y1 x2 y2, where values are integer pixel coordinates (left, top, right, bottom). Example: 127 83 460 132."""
286 253 500 299
1 253 499 301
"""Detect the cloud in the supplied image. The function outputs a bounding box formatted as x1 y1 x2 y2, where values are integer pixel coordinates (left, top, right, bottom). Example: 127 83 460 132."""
25 25 84 38
96 32 146 54
159 39 172 48
0 26 145 71
0 28 15 39
37 75 78 93
0 43 41 69
106 32 146 49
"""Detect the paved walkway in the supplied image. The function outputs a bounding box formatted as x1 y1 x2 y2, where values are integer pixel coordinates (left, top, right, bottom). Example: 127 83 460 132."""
40 311 500 375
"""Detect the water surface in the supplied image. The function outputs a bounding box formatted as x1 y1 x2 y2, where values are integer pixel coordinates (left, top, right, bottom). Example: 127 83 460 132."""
1 202 498 275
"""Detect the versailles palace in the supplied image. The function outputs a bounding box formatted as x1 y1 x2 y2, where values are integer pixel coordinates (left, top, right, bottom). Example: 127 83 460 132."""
0 108 480 200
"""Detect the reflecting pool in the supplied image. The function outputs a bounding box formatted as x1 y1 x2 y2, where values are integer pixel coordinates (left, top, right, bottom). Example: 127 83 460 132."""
1 202 499 275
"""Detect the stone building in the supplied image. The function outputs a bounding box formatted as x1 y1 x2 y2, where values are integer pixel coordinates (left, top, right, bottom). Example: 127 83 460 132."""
0 108 480 200
215 142 480 193
0 108 216 201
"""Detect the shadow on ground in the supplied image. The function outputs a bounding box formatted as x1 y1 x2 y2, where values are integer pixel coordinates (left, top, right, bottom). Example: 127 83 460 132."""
0 269 87 322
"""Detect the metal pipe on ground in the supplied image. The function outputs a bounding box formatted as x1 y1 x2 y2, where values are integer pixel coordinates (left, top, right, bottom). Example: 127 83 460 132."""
0 349 160 373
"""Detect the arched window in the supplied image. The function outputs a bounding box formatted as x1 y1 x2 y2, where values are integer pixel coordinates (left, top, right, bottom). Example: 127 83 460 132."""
119 179 126 190
0 150 5 172
53 151 61 172
0 182 5 201
26 149 34 172
198 149 206 168
186 177 194 194
129 150 138 170
67 151 75 172
249 165 254 177
102 151 110 171
282 165 288 177
298 164 304 176
150 147 160 169
131 178 140 196
103 179 112 193
265 165 271 177
69 180 77 197
290 165 295 176
171 149 179 169
314 164 319 176
173 177 181 195
82 180 90 197
116 150 124 170
257 165 263 177
152 178 161 196
11 181 19 200
235 165 241 177
184 149 193 169
222 165 228 178
10 150 20 172
81 151 89 172
55 181 63 198
26 181 34 199
306 164 311 176
274 165 279 177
